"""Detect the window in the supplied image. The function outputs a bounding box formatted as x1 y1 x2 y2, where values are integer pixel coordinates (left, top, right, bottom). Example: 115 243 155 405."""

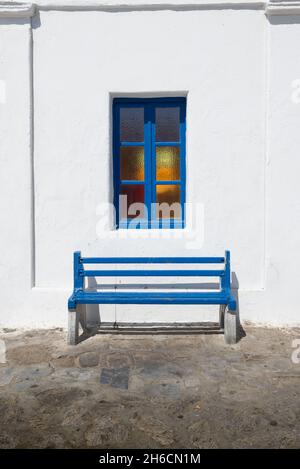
113 97 186 229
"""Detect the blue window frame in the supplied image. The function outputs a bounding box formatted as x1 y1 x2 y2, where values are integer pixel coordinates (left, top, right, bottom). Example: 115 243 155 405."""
113 97 186 229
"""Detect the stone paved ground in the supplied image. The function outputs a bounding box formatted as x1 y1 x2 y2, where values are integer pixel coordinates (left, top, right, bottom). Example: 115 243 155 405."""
0 325 300 448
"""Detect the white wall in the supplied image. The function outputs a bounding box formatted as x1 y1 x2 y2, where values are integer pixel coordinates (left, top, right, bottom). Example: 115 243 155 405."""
0 0 300 327
264 12 300 323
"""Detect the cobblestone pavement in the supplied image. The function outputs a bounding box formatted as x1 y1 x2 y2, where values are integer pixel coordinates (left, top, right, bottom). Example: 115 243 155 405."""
0 325 300 448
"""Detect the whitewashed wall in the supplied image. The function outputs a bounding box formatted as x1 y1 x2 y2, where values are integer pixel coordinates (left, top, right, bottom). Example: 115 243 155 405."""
0 0 300 327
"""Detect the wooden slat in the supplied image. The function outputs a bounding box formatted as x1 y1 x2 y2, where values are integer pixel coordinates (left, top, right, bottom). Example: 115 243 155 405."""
81 269 224 277
81 257 225 264
75 291 229 305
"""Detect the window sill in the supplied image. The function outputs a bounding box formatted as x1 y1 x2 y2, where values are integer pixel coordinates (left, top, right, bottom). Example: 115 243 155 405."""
117 219 185 229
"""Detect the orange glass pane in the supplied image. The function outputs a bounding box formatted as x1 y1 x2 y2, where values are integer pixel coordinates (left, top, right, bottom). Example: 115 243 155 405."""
120 147 144 181
120 184 145 219
156 185 181 219
156 147 180 181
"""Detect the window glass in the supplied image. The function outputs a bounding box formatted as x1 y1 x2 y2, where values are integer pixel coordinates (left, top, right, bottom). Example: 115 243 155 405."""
156 147 180 181
156 185 181 219
120 184 145 219
120 147 144 181
114 99 185 228
155 107 180 142
120 108 144 142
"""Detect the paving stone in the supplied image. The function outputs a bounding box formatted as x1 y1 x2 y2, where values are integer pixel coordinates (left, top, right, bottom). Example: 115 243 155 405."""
1 327 300 448
51 367 97 382
139 361 181 379
144 382 182 400
12 381 37 392
79 352 99 368
13 365 54 382
0 367 15 386
51 355 75 367
106 352 133 368
100 367 129 389
7 345 53 365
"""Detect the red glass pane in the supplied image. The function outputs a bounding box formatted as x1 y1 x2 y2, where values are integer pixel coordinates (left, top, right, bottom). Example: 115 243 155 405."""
120 185 145 219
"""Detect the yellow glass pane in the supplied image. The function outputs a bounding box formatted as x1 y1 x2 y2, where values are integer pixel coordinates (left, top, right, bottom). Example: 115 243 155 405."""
156 147 180 181
156 185 181 219
120 147 144 181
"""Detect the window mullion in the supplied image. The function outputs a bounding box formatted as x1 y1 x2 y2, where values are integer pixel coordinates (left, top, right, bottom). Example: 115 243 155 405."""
180 103 186 227
150 103 157 227
144 103 152 228
113 104 121 228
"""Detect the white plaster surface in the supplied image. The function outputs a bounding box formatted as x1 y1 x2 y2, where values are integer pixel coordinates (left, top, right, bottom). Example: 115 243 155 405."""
0 1 299 327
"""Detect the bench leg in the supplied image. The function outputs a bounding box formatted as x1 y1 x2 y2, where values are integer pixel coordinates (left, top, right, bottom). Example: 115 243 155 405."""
224 308 237 345
219 304 225 329
68 308 79 345
78 304 88 333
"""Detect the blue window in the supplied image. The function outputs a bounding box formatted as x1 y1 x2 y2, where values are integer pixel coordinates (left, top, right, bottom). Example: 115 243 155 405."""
113 97 186 229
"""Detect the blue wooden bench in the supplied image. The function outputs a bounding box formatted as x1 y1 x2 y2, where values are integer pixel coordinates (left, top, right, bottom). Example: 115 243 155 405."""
67 250 237 345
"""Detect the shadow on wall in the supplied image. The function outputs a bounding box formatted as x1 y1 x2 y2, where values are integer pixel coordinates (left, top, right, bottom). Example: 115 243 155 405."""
232 271 246 341
268 15 300 26
86 277 101 327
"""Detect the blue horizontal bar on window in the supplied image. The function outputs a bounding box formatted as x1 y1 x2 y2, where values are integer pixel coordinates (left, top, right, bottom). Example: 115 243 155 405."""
81 270 225 277
117 219 185 229
114 97 186 104
150 219 184 229
118 218 148 229
155 142 180 146
119 180 145 185
120 142 145 147
154 180 181 185
81 257 225 264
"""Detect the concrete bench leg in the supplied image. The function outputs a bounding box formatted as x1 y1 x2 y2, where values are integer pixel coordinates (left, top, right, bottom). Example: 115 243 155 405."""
78 304 88 333
224 308 237 344
219 304 225 329
68 307 79 345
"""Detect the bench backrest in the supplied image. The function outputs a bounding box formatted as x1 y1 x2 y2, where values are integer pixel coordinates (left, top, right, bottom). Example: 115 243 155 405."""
73 251 231 292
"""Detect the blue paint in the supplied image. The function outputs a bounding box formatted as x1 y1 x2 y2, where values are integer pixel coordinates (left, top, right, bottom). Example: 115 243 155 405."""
82 269 225 277
81 256 225 264
113 97 186 229
68 251 236 311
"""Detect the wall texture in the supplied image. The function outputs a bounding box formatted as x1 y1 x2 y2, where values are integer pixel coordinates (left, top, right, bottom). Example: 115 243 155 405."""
0 0 300 327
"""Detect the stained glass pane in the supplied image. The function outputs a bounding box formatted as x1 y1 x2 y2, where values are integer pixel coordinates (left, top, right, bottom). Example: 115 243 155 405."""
120 147 144 181
156 185 181 219
156 107 180 142
156 147 180 181
120 184 145 219
120 107 144 142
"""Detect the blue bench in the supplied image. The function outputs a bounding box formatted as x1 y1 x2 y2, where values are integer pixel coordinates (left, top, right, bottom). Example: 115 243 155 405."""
67 250 237 345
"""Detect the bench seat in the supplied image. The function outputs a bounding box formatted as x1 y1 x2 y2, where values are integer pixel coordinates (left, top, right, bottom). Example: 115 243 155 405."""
69 290 236 308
